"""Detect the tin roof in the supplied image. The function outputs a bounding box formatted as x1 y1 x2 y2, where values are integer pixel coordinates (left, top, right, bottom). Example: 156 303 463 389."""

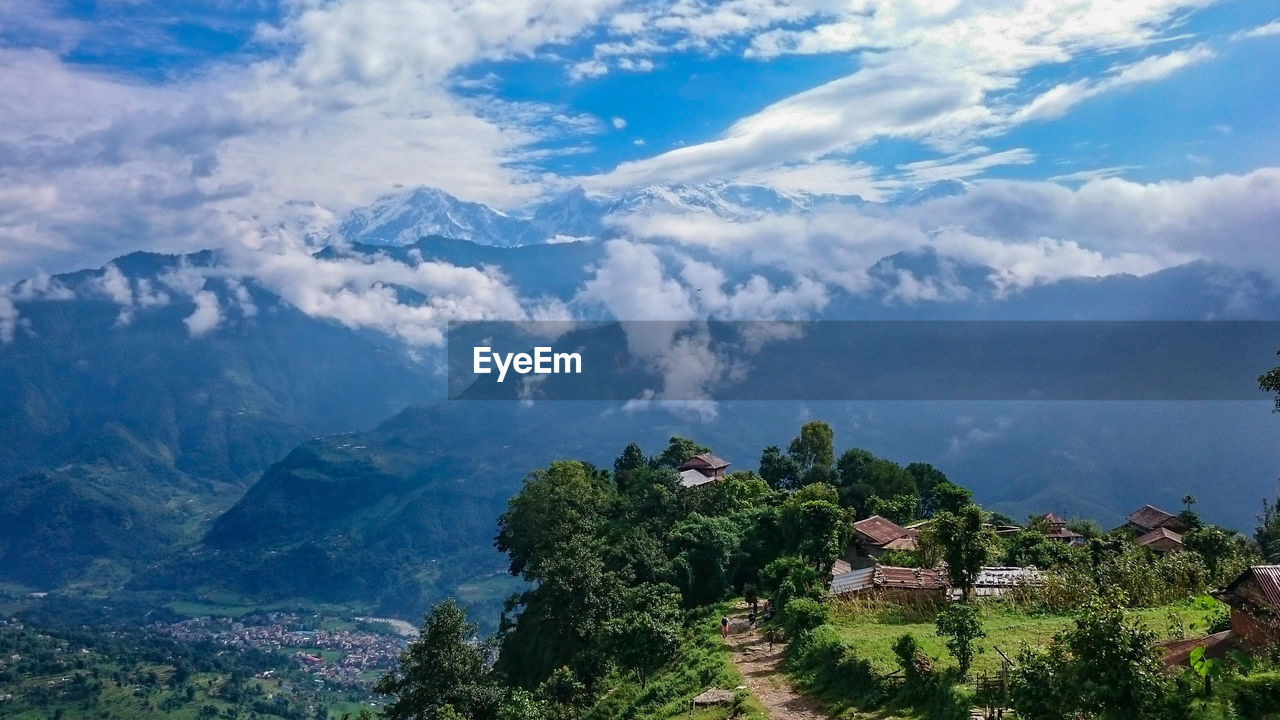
854 515 911 546
678 452 730 471
678 468 716 488
1126 504 1188 531
1135 526 1183 548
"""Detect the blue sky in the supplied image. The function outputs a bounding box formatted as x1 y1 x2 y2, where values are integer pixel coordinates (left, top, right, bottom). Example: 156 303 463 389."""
0 0 1278 286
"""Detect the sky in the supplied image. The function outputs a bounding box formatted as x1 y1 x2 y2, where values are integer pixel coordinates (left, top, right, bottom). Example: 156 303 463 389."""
0 0 1278 330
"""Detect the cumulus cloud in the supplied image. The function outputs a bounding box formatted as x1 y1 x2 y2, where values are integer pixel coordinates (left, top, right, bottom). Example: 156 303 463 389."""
607 167 1280 301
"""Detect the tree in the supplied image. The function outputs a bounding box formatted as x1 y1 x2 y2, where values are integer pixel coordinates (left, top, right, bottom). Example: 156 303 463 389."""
759 555 823 613
835 447 876 510
1257 481 1280 562
613 443 647 474
759 445 800 490
1002 529 1073 570
906 462 950 517
655 436 709 468
924 503 995 599
668 513 744 607
604 583 682 689
1260 347 1280 412
494 462 620 687
1183 525 1238 582
934 602 985 675
931 482 972 516
376 599 503 720
788 421 835 486
1182 494 1197 513
1061 593 1165 718
780 484 851 574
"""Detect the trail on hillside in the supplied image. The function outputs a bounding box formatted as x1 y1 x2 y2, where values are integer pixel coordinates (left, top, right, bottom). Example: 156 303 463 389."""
723 610 833 720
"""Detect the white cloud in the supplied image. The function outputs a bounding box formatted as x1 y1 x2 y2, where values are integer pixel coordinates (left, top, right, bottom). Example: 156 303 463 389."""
1014 44 1215 122
899 148 1036 184
583 1 1220 190
1231 20 1280 40
611 116 627 129
184 290 222 336
0 294 16 343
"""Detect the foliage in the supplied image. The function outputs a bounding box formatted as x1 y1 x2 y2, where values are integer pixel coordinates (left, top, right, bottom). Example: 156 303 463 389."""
892 632 930 680
1183 525 1242 583
1002 528 1079 569
669 513 746 607
655 436 711 469
1260 347 1280 412
1010 592 1167 720
604 583 683 689
783 597 829 638
779 484 851 574
376 599 504 720
788 421 837 487
1258 481 1280 562
758 445 800 490
924 503 995 599
934 602 985 676
759 555 823 614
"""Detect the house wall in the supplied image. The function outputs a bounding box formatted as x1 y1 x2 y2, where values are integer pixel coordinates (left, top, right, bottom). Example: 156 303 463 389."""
1231 607 1280 649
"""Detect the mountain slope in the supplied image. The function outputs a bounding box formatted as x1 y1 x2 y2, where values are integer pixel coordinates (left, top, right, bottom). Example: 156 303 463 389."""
0 252 437 588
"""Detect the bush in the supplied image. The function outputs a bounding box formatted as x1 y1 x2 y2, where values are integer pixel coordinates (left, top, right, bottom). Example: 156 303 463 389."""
1229 671 1280 719
783 597 828 638
786 624 885 706
935 602 985 676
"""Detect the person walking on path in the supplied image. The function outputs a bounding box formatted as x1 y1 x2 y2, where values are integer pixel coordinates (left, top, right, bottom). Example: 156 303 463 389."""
721 615 729 638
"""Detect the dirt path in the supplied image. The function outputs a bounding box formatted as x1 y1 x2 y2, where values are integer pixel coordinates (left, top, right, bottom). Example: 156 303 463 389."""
723 610 833 720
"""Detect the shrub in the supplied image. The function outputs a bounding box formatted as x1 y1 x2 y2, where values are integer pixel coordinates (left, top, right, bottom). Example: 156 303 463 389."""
934 602 985 676
783 597 828 638
1228 671 1280 719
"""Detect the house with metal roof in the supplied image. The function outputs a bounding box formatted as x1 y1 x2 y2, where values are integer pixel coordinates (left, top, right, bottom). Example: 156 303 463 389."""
830 563 947 597
1119 504 1191 535
677 453 730 488
1135 527 1184 554
1214 565 1280 650
844 515 918 567
1033 512 1085 546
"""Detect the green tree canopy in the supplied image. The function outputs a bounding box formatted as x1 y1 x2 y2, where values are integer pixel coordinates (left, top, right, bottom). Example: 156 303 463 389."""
655 436 710 469
759 445 801 490
375 599 503 720
924 503 995 599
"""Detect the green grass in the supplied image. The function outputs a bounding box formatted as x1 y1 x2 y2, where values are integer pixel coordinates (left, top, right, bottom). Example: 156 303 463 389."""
583 604 769 720
826 595 1224 676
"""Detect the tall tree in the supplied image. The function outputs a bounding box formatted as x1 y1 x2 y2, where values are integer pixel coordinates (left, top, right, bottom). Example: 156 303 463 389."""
495 462 619 687
780 483 851 574
604 583 682 689
759 445 800 490
376 599 503 720
613 442 647 474
667 513 744 607
925 503 995 600
788 421 835 486
1258 481 1280 562
906 462 950 517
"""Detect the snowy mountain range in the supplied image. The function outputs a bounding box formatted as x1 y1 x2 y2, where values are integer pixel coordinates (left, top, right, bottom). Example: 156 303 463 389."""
328 180 892 248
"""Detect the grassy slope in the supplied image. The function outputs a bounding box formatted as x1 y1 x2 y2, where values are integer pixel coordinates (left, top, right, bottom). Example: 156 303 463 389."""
826 595 1225 676
584 605 769 720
